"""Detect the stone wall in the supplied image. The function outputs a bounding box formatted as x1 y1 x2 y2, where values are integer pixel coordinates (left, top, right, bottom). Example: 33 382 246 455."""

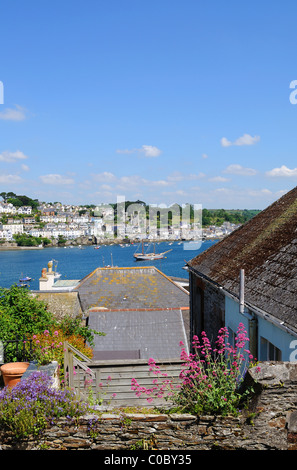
2 362 297 451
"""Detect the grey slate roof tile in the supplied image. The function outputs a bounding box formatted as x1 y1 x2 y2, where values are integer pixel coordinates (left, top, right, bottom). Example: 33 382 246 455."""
88 308 188 361
74 266 189 360
75 266 189 312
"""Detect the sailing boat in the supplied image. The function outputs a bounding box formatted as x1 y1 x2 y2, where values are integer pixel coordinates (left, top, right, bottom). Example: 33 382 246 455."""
133 240 172 261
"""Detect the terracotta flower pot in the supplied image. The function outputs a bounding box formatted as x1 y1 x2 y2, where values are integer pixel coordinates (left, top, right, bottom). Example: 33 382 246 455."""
0 362 29 388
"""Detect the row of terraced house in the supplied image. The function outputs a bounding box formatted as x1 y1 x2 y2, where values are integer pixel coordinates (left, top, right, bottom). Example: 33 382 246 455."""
0 201 221 242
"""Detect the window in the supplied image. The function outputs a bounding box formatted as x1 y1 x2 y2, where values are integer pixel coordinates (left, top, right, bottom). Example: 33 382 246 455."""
228 327 236 348
260 337 282 361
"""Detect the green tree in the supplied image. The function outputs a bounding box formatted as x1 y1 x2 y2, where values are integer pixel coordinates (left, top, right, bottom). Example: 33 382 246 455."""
0 285 55 349
13 234 40 246
0 285 101 362
58 235 67 245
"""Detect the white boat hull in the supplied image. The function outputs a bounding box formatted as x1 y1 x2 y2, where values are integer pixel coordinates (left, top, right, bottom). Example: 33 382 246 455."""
134 253 164 261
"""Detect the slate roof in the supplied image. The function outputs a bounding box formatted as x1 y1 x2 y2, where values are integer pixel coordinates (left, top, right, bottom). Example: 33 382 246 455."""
88 307 189 360
75 266 189 312
187 186 297 333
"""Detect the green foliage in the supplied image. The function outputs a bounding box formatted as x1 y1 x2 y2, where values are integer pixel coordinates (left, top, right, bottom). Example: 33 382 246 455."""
57 234 67 245
0 285 55 339
2 192 39 210
202 208 260 227
13 233 49 246
0 285 100 362
58 315 104 348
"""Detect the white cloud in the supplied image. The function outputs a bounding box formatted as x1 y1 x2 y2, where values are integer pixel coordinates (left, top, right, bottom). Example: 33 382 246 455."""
116 145 162 158
92 173 176 192
214 187 234 194
209 176 230 182
116 149 135 154
0 150 28 162
266 165 297 177
247 188 272 197
21 164 30 172
167 172 205 182
221 134 260 147
202 153 209 159
92 172 116 182
141 145 161 157
223 164 257 176
0 105 27 121
40 174 75 185
214 187 272 198
0 174 22 183
221 137 232 147
118 175 145 186
149 179 172 187
117 175 172 188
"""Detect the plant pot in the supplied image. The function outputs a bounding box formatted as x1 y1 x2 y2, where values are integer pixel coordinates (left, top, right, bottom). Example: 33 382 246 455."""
0 362 30 388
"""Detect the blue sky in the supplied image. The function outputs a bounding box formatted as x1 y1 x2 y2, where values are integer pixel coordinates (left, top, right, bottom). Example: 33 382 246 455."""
1 0 297 209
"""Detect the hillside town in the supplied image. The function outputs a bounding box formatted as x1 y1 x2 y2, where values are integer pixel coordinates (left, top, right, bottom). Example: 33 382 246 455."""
0 199 242 246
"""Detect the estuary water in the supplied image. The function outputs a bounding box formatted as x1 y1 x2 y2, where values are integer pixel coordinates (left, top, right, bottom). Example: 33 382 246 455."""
0 239 217 291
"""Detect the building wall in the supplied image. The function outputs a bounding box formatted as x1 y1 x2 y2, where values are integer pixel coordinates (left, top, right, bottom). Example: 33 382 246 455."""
225 295 297 362
190 271 297 361
31 291 82 321
190 271 225 343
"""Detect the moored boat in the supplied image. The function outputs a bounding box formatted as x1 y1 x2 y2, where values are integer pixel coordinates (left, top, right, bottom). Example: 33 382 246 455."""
133 240 172 261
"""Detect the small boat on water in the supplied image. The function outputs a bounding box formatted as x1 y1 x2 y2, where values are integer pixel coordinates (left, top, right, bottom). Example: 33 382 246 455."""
19 276 31 282
133 240 172 261
18 275 31 288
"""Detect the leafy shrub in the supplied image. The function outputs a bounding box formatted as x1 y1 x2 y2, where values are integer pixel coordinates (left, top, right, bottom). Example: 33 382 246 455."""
0 371 89 439
0 285 55 337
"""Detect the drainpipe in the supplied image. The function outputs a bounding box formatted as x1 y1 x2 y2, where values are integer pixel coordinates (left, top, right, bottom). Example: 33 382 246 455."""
239 269 245 314
239 268 257 359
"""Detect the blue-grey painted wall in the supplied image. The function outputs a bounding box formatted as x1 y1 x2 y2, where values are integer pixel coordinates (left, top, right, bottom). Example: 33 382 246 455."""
225 295 297 362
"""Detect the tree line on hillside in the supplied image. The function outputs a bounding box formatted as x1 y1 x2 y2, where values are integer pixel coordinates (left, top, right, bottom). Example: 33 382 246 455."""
1 193 261 228
110 200 260 227
201 208 260 227
0 192 39 210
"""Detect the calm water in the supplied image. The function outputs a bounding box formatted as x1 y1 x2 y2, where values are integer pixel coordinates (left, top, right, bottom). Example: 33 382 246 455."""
0 240 217 291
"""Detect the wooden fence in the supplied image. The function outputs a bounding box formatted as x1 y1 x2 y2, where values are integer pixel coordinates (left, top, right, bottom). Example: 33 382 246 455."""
63 342 183 408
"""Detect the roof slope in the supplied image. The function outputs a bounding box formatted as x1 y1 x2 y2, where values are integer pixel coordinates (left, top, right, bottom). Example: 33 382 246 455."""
188 186 297 329
75 266 189 312
88 307 188 360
